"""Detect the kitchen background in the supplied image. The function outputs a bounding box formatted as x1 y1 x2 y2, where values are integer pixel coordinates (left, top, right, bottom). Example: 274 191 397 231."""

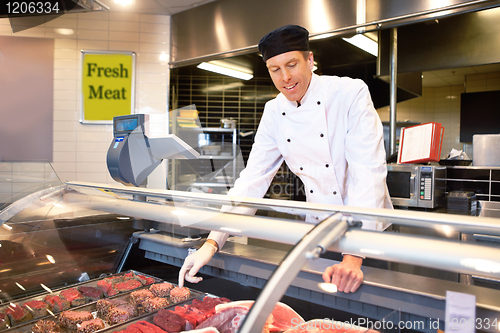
1 2 500 205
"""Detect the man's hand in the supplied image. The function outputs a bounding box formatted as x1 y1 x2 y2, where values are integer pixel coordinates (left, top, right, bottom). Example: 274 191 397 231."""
322 254 364 293
178 241 217 288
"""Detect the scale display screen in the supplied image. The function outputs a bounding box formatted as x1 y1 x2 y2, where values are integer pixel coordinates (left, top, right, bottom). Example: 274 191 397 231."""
113 114 145 135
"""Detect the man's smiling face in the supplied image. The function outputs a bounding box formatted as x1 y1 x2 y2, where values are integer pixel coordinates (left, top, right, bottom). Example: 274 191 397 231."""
266 50 314 103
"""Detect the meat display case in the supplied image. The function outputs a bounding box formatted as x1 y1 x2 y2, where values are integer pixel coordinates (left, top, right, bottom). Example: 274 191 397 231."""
1 179 500 333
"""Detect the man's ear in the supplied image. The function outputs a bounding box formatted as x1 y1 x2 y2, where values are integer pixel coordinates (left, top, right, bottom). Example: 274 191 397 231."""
308 52 314 70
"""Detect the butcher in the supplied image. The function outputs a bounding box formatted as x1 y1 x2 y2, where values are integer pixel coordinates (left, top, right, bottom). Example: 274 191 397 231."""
179 24 393 293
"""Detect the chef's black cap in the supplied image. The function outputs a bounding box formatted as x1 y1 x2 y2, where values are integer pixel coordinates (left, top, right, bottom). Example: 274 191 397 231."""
258 25 309 62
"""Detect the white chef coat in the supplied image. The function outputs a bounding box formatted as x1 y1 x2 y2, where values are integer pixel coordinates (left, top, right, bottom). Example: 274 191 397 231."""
209 74 392 247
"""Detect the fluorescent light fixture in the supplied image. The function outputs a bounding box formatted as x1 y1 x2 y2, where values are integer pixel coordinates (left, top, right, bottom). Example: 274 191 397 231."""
114 0 132 5
159 53 168 62
197 62 253 80
55 28 74 35
342 34 378 57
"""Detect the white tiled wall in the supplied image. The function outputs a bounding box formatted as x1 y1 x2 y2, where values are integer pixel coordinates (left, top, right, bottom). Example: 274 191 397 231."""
0 11 170 200
377 71 500 160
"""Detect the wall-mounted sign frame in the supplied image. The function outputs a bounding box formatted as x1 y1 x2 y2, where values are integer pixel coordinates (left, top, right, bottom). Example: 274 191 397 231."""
80 50 136 124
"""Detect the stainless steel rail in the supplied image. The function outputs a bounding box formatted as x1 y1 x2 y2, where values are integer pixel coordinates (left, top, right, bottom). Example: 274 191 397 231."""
66 181 500 236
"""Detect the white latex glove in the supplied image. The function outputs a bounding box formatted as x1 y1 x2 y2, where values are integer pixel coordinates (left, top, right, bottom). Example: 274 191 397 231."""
178 242 217 288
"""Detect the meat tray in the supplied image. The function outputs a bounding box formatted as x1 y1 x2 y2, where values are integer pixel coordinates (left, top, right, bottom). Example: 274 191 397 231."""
108 293 218 333
0 282 202 333
0 270 163 332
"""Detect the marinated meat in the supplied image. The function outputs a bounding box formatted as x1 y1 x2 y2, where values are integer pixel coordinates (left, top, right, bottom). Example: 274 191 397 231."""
0 312 10 330
77 318 105 333
169 287 190 303
32 319 61 333
60 288 86 307
58 310 93 329
137 275 156 285
95 299 128 319
22 300 49 319
44 295 70 313
141 297 169 313
4 303 33 325
149 283 174 297
114 279 142 292
107 303 136 325
78 286 103 301
96 278 120 296
128 289 154 306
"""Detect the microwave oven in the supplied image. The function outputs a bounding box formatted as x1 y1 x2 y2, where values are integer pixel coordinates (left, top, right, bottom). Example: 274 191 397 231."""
386 164 446 208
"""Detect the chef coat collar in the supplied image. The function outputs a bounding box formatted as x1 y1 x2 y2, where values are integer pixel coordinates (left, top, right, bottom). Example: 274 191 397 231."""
282 73 318 110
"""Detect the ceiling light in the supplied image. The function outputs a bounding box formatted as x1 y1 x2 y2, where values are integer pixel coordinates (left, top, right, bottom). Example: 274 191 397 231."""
159 53 168 62
342 34 378 57
114 0 132 5
55 28 74 35
197 62 253 80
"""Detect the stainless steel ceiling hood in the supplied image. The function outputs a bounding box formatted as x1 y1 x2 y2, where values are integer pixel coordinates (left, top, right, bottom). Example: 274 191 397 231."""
2 0 109 33
170 0 500 68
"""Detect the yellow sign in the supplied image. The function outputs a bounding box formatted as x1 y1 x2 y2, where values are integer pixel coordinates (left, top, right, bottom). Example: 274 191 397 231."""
81 51 135 123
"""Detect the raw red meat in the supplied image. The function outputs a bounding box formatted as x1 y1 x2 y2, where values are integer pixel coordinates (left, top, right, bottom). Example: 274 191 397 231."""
78 286 104 301
172 306 197 329
58 310 93 329
60 288 86 307
190 299 214 314
114 280 143 292
218 313 246 333
44 295 70 312
214 300 303 332
107 304 136 325
153 314 182 333
184 328 221 333
157 309 186 330
22 300 48 318
186 306 209 323
195 307 248 330
78 318 105 333
137 320 169 333
4 303 33 325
